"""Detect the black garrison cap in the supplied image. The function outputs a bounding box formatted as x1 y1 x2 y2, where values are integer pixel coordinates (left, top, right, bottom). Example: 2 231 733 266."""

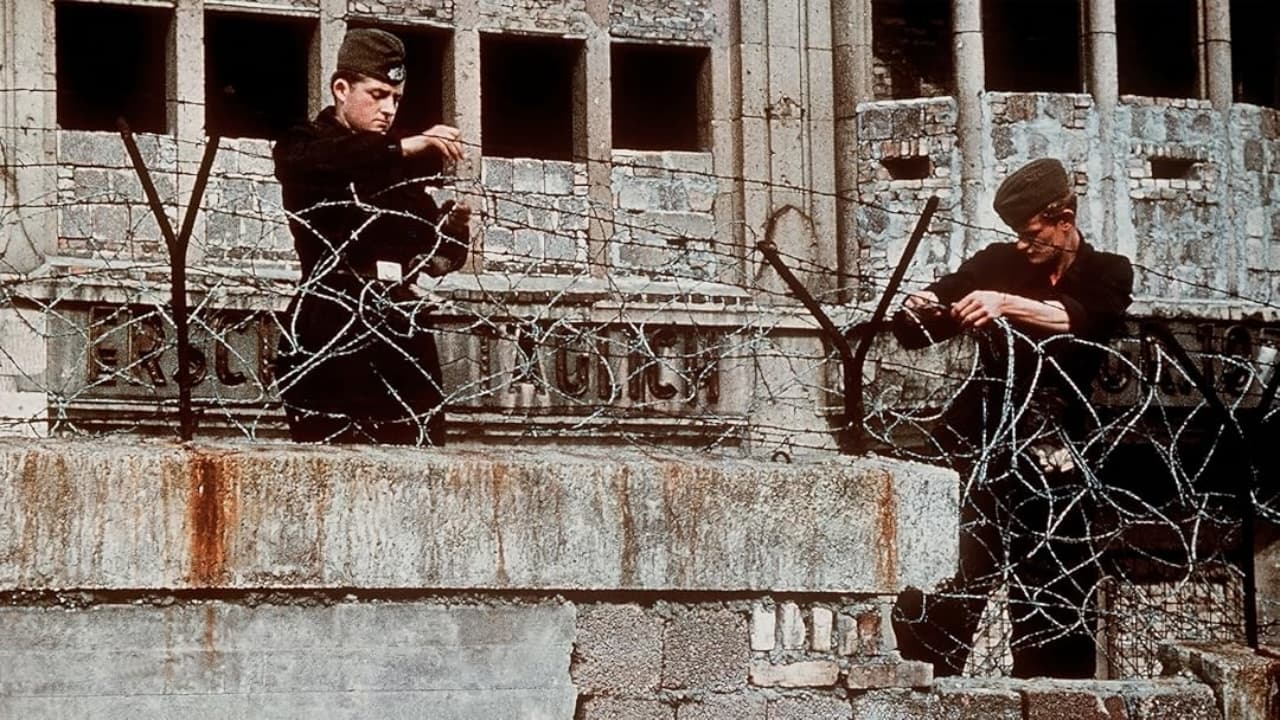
336 28 406 85
993 158 1071 229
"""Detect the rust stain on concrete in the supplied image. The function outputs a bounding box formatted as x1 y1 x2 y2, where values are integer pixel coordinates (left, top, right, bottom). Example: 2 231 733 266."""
615 465 638 587
16 452 41 569
202 604 218 654
187 452 238 587
661 462 707 585
491 462 509 585
874 469 900 590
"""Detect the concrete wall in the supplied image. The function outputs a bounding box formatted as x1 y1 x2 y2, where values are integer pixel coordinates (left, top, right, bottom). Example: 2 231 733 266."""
0 440 957 592
0 438 963 719
0 438 1244 720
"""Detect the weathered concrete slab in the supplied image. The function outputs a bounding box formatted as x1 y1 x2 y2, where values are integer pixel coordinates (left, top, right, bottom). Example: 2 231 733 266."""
0 439 957 593
0 602 575 720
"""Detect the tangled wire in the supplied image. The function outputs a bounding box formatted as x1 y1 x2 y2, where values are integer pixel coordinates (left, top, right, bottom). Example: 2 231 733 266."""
1 133 1277 678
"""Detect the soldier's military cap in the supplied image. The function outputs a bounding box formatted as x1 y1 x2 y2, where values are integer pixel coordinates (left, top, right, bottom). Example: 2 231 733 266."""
336 28 406 85
993 158 1071 229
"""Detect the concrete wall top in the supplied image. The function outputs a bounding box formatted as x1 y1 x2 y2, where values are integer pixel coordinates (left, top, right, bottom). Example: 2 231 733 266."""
0 439 958 595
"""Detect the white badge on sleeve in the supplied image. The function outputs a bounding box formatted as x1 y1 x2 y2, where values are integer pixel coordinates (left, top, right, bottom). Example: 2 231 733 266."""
375 261 403 282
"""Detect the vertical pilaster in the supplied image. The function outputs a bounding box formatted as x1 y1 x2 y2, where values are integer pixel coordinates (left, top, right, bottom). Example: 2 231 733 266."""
1086 0 1122 255
952 0 985 248
737 0 772 288
1202 0 1232 111
170 0 205 262
709 0 743 285
0 0 57 272
831 0 874 300
449 0 482 269
311 0 347 117
1201 0 1237 293
582 0 613 278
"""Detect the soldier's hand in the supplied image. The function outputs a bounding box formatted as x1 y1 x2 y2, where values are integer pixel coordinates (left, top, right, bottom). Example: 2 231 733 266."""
951 290 1006 328
904 290 943 315
400 124 465 162
423 255 457 277
440 200 472 240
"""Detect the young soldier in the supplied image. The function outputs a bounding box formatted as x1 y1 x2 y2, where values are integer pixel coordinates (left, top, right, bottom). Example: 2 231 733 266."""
273 28 470 445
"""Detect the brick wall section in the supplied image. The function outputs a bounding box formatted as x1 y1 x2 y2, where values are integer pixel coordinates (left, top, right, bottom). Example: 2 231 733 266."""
854 97 958 302
56 131 176 262
570 600 1225 720
611 151 718 279
1229 105 1280 305
481 157 590 270
479 0 590 35
1120 98 1230 301
609 0 715 43
204 138 294 265
349 0 453 22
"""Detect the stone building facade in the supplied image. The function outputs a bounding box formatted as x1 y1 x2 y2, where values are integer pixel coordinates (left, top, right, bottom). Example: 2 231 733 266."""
0 0 1278 716
0 0 1275 446
0 0 1276 444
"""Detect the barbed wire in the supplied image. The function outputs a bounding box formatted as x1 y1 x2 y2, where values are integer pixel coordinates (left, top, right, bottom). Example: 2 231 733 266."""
1 117 1278 679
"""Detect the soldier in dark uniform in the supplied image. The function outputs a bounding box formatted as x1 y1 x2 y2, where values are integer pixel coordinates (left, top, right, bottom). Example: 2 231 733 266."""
272 28 471 445
891 158 1134 678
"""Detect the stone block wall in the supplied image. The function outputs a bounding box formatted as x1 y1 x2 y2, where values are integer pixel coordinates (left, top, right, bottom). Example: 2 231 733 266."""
571 599 1221 720
609 0 716 43
349 0 453 23
55 131 176 263
611 150 719 279
854 98 958 301
1119 98 1231 301
1229 105 1280 305
0 593 1229 720
203 138 294 266
854 94 1279 308
480 157 591 271
572 599 934 720
479 0 591 35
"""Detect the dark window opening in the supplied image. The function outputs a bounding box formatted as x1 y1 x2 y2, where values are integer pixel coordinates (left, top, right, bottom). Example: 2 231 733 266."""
1232 0 1280 107
872 0 953 99
56 2 170 133
347 22 448 135
205 12 313 139
481 34 581 161
881 156 932 180
982 0 1080 93
1150 157 1198 180
1118 0 1198 98
612 43 708 151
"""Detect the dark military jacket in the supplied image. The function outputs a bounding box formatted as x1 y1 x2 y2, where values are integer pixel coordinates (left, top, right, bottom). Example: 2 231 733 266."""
901 237 1134 454
271 107 468 431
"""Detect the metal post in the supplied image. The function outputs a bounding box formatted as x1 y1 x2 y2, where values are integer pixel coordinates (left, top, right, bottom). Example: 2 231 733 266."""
118 119 220 441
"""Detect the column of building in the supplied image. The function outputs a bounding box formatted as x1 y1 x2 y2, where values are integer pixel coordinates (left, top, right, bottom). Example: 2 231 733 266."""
1086 0 1122 256
581 0 613 278
951 0 985 251
831 0 873 301
169 0 206 263
0 0 56 273
448 0 483 272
